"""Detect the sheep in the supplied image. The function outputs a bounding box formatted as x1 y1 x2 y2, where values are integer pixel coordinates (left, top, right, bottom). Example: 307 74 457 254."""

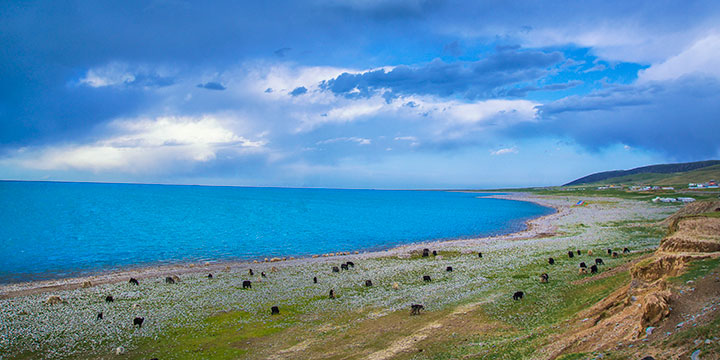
365 280 373 287
539 273 549 283
579 262 587 268
595 258 604 265
242 280 252 289
271 306 280 315
568 251 574 258
548 257 555 265
332 266 340 273
45 296 63 305
81 280 92 288
105 295 114 302
513 291 524 300
587 250 593 256
446 266 453 272
340 264 349 271
165 277 175 284
410 304 424 315
329 289 335 299
623 247 630 253
579 268 587 274
129 278 139 286
96 312 103 320
313 276 318 284
392 282 399 290
133 317 144 328
423 275 431 282
346 261 355 268
171 275 180 282
590 265 598 274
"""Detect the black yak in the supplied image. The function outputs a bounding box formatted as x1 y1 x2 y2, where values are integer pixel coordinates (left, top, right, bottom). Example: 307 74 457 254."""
129 278 139 286
423 275 431 282
623 247 630 253
549 257 555 265
332 266 340 273
513 291 524 300
410 304 424 315
341 263 348 271
165 277 175 284
271 306 280 315
133 317 144 328
446 266 453 272
579 262 587 268
365 280 373 287
422 248 430 257
346 261 355 268
97 312 103 320
590 265 598 274
313 276 318 283
568 251 574 258
105 295 114 302
242 280 252 289
595 258 604 265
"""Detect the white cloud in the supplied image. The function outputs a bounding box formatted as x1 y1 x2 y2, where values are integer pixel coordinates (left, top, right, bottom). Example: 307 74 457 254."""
2 115 266 172
316 137 372 145
638 34 720 82
490 146 518 156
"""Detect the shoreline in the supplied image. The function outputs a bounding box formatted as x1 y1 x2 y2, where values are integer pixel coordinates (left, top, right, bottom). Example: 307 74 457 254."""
0 192 563 299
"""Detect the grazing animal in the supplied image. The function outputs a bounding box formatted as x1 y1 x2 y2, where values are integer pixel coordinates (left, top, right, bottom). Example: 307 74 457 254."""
410 304 424 315
261 272 266 278
607 248 612 255
97 312 103 320
432 250 437 256
590 265 598 274
587 250 593 256
548 257 555 265
595 258 604 265
249 269 254 276
133 317 144 328
365 280 373 287
341 263 348 271
478 252 483 258
568 251 574 258
579 268 587 274
422 248 430 257
612 252 619 258
105 295 114 302
332 266 340 273
313 276 318 283
579 262 587 268
576 250 581 255
540 273 549 283
329 289 335 299
172 275 181 283
392 282 399 290
623 247 630 253
45 296 63 305
165 276 175 284
242 280 252 289
423 275 431 282
129 278 139 286
513 291 524 300
446 266 453 272
346 261 355 268
81 280 92 288
208 273 213 279
271 306 280 315
641 357 655 360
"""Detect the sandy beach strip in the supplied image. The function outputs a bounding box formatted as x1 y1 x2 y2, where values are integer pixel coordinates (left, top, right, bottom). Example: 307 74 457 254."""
0 193 562 299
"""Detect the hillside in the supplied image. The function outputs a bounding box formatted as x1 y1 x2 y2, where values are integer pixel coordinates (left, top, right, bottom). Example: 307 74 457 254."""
564 160 720 186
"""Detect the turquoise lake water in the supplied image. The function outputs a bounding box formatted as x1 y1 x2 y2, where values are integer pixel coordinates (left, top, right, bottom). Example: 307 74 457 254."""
0 181 552 283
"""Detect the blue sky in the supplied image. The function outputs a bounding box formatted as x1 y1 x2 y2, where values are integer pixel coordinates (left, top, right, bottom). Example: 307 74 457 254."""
1 0 719 188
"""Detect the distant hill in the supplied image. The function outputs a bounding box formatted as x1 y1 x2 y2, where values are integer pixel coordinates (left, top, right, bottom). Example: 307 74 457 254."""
564 160 720 186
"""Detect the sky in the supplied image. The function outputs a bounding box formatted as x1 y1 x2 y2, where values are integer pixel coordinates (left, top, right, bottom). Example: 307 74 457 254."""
1 0 719 189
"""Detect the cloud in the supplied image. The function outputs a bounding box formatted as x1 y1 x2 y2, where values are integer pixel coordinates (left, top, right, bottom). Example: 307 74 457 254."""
290 86 308 96
1 115 266 173
197 82 226 90
274 47 292 57
527 75 720 159
490 146 518 155
316 137 372 145
638 34 720 82
320 48 564 100
78 63 175 88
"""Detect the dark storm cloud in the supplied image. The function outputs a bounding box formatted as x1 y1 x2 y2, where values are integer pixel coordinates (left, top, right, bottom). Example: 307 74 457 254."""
320 48 564 99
